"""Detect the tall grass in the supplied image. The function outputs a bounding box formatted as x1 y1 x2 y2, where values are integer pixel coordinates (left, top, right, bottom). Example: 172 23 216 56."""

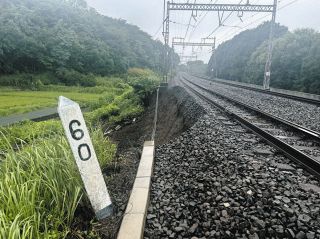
0 121 62 152
0 129 115 239
0 68 160 237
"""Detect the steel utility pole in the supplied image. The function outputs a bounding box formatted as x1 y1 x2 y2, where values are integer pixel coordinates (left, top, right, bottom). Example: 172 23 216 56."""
162 0 170 83
163 1 277 84
263 0 277 90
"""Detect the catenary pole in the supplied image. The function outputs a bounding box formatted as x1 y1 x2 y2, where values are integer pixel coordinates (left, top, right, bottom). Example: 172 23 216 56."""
263 0 278 90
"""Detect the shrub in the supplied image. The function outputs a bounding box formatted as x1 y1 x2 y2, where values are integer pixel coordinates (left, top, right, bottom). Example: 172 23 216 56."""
127 68 160 98
0 74 36 89
55 69 96 87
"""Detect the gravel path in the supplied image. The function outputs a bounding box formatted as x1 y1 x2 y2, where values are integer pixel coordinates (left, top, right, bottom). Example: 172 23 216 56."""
144 77 320 239
183 74 320 133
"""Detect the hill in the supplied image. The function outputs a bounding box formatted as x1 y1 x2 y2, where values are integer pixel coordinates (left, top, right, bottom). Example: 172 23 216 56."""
208 22 320 94
0 0 165 77
208 22 288 82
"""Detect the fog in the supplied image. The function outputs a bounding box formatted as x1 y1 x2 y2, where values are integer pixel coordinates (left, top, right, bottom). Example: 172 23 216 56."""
86 0 320 62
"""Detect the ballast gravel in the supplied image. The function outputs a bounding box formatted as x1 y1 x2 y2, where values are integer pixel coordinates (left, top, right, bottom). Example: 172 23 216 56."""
144 81 320 239
186 74 320 133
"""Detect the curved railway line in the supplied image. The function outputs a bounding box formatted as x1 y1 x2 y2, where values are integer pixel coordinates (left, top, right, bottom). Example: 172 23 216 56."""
180 76 320 179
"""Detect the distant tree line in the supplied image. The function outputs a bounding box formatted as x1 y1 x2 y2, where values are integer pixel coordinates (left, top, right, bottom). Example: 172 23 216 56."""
208 22 320 94
0 0 177 87
179 60 208 76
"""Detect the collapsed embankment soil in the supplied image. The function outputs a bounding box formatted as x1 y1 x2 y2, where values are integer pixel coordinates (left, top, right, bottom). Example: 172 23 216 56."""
78 86 204 238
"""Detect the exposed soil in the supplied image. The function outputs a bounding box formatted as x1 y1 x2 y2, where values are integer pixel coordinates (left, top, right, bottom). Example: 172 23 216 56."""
72 86 204 238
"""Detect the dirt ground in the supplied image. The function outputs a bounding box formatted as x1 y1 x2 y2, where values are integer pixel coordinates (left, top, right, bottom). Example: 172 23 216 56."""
70 86 203 239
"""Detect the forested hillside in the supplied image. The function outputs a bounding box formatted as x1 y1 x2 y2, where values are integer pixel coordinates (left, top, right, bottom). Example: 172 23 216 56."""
0 0 170 85
208 22 320 94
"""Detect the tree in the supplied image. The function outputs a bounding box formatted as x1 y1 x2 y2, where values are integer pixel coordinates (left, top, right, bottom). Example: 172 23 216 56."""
0 0 178 77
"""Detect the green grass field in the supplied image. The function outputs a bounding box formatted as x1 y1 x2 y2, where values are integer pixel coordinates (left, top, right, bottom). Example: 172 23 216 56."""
0 89 101 117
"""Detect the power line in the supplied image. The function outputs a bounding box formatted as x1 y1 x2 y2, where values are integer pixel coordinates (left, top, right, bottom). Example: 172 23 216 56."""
189 0 218 41
153 24 163 39
217 0 300 44
163 0 279 79
206 0 244 38
184 0 197 39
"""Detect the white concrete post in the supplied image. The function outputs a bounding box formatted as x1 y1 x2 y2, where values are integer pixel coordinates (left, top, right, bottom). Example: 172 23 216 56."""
58 96 112 220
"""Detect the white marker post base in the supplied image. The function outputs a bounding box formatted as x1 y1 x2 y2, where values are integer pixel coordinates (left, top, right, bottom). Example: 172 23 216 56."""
58 96 112 220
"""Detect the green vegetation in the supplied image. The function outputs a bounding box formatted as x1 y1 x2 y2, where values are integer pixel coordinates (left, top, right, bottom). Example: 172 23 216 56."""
0 0 163 237
0 89 101 117
0 68 160 238
0 128 115 239
208 22 320 94
0 120 62 152
0 68 161 118
246 29 320 93
0 0 166 79
126 68 162 98
208 22 288 82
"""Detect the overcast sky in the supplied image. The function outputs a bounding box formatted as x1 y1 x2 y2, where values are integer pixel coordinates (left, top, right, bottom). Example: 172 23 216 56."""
86 0 320 62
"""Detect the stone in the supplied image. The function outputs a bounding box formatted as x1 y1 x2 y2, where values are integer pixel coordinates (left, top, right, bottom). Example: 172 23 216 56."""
299 183 320 193
223 202 230 208
287 228 295 238
282 197 291 204
174 226 184 232
189 223 198 233
147 214 156 220
306 232 315 239
298 214 311 223
254 149 273 156
222 210 228 217
296 231 306 239
272 163 295 171
252 216 266 229
216 195 223 201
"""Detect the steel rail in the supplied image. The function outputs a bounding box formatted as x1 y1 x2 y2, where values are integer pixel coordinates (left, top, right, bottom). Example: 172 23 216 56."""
181 79 320 179
184 77 320 141
192 75 320 106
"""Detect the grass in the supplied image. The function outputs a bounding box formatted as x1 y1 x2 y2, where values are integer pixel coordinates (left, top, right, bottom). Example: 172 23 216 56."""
0 120 62 152
0 83 143 153
0 90 101 117
0 128 115 239
0 69 161 238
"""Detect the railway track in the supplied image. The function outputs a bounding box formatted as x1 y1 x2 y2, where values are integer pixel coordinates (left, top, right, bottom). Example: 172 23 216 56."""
192 75 320 106
180 76 320 178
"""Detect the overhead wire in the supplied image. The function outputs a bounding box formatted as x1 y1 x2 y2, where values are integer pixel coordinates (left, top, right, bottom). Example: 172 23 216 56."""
183 0 197 39
188 0 218 41
217 0 300 44
187 0 219 60
153 24 163 39
169 0 301 63
206 0 244 38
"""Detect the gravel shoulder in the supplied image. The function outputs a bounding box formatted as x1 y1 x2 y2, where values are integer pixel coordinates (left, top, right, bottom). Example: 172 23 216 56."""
144 77 320 239
90 86 204 238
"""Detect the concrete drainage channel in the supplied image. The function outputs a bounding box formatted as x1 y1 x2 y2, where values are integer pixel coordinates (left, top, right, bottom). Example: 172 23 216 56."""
115 85 204 238
117 88 158 239
117 140 155 239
